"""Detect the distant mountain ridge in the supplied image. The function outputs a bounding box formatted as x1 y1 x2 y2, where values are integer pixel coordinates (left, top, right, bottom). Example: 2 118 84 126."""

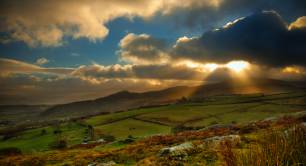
1 78 305 122
40 78 305 119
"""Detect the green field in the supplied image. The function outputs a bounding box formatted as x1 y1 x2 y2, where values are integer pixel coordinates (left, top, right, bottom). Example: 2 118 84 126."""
95 118 171 139
0 122 87 152
1 92 306 152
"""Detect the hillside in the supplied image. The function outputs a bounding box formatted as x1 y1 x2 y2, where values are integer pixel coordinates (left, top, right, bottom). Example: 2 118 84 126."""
0 78 304 128
40 78 305 119
0 91 305 165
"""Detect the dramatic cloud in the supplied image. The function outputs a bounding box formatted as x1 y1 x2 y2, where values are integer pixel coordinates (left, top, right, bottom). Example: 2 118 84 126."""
1 4 306 105
169 0 306 30
0 0 221 47
1 0 306 47
117 11 306 68
289 16 306 30
119 33 169 64
170 11 306 67
0 56 305 105
0 58 207 104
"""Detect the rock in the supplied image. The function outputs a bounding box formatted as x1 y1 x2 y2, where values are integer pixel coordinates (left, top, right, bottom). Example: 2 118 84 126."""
159 142 194 160
204 134 241 146
262 116 278 122
97 138 106 143
96 161 116 166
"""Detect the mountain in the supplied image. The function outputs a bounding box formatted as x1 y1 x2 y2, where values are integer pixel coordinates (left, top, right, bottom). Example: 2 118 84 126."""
40 86 195 119
40 78 306 119
0 105 50 125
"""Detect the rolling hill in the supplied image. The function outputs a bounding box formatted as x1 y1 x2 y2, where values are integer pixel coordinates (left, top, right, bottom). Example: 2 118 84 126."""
40 78 305 119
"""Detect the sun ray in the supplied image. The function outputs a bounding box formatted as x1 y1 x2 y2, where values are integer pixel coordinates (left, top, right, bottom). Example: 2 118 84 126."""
225 61 250 73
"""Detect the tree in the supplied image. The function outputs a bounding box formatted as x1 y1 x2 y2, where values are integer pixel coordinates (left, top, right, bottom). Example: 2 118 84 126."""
88 125 95 141
41 129 47 135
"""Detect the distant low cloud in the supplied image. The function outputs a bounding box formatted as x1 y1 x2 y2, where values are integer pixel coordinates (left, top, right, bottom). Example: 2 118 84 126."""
0 58 72 76
72 63 207 81
0 57 305 105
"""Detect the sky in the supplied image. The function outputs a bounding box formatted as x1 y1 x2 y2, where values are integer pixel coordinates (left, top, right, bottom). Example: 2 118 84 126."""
1 0 306 105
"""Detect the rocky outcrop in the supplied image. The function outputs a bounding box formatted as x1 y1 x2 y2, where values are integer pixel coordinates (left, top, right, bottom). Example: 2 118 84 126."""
159 142 194 160
204 134 241 147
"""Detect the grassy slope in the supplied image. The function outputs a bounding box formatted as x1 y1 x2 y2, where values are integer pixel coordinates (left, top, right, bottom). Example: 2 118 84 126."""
95 118 171 140
85 107 166 126
0 122 87 152
0 92 305 152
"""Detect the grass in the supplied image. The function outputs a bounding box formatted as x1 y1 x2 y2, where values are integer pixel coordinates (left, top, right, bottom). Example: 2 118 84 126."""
0 112 305 165
228 125 306 166
0 126 56 153
94 118 171 140
185 103 305 127
0 122 87 152
136 104 248 126
1 92 305 153
85 106 168 126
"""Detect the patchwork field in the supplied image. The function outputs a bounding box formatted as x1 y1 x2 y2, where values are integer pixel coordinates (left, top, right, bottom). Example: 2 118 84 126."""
0 122 87 152
0 92 306 153
94 118 171 139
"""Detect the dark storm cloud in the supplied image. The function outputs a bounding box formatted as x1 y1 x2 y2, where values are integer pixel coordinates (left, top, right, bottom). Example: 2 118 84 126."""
169 0 306 30
171 11 306 67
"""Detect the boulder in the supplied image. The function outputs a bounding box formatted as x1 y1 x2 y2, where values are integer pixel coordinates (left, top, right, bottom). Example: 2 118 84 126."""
159 142 194 160
88 161 116 166
204 134 241 146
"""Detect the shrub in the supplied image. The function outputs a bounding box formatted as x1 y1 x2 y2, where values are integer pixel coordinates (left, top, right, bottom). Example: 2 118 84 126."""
238 124 257 134
49 139 67 149
119 136 135 144
235 125 306 166
40 129 47 135
209 121 219 125
20 156 46 166
53 129 62 134
171 125 195 133
100 134 116 142
2 132 19 140
0 147 22 156
220 140 237 166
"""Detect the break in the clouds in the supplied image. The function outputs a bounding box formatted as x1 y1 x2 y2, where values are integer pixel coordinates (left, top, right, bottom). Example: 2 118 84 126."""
1 0 306 47
171 11 306 67
0 0 221 47
1 0 306 105
121 11 306 68
169 0 306 30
